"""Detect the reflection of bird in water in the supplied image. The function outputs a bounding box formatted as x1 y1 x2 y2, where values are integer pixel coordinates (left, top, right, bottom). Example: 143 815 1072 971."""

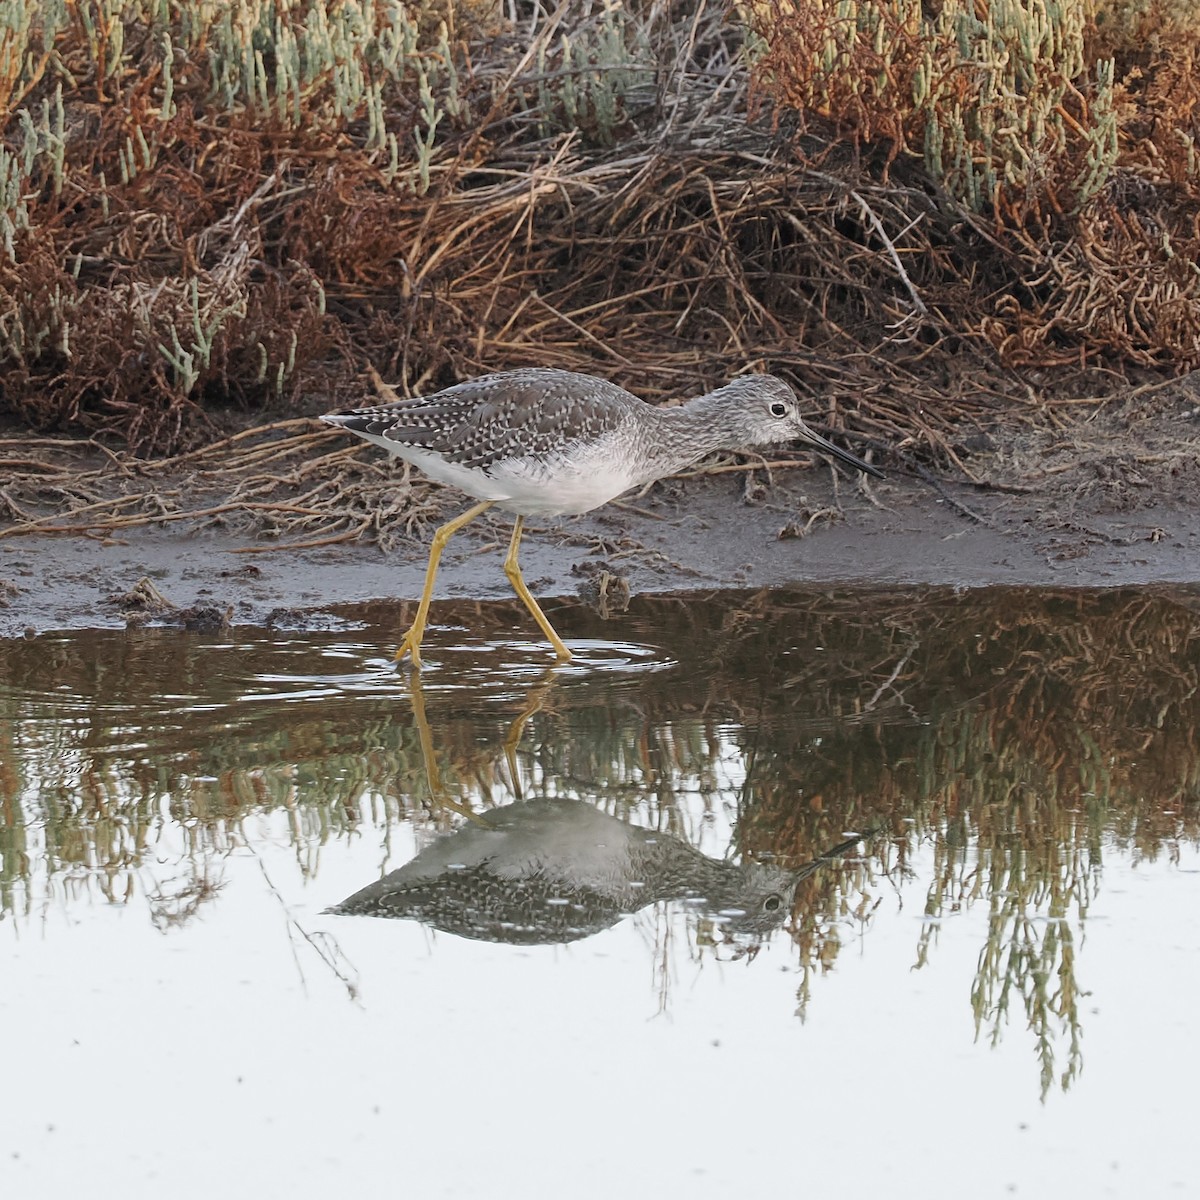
326 798 864 948
322 368 882 665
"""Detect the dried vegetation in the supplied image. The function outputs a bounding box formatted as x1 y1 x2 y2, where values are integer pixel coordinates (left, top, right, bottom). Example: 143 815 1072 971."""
751 0 1200 367
0 0 1198 536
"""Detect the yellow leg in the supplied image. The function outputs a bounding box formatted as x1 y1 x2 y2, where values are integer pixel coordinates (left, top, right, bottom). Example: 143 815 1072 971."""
396 499 493 666
407 668 502 827
503 516 573 662
406 664 445 799
501 668 560 797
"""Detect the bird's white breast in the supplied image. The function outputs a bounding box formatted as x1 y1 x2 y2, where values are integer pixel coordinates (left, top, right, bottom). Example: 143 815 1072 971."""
380 431 640 516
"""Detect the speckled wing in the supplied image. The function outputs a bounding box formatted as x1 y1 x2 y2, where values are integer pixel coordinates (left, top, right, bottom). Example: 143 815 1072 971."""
332 369 640 471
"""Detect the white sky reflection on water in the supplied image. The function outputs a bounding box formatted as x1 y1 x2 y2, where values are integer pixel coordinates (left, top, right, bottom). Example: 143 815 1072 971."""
3 805 1196 1200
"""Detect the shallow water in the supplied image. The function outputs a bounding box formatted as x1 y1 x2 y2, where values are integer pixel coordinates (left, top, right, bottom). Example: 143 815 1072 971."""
2 586 1199 1199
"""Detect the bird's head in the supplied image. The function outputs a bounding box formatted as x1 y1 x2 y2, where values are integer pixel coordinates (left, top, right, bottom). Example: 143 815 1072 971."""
701 374 883 478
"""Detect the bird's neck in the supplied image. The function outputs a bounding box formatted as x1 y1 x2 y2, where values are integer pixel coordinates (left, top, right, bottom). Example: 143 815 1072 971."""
633 392 745 482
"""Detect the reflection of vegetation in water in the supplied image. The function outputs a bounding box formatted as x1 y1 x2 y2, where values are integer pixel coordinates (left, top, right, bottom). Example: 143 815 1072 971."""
732 587 1200 1096
968 857 1087 1098
2 588 1198 1094
902 719 1105 1097
0 628 740 922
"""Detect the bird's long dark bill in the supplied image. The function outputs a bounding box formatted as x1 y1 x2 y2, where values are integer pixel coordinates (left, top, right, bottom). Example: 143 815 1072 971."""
801 430 884 478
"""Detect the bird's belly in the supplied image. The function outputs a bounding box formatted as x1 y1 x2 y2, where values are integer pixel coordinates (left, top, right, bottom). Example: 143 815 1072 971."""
388 440 637 517
488 453 636 516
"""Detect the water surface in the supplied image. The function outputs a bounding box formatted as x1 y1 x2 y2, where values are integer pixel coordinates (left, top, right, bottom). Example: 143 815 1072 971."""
2 586 1198 1198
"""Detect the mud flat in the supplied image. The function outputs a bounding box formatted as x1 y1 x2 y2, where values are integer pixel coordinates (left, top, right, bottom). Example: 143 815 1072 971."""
4 397 1200 640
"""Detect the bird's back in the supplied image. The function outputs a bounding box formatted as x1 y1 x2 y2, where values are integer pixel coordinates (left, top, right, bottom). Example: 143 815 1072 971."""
324 368 640 468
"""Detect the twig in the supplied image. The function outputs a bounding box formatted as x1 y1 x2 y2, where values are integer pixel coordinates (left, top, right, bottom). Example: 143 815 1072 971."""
230 527 369 553
915 465 997 527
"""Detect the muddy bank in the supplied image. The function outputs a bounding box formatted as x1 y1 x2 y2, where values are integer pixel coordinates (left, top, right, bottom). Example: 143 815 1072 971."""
3 397 1200 640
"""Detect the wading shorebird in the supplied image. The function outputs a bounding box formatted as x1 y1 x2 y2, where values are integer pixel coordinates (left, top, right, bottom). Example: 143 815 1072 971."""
322 368 882 665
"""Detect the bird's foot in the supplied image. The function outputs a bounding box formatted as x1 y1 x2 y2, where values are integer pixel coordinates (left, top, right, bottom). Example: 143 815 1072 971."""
394 630 423 668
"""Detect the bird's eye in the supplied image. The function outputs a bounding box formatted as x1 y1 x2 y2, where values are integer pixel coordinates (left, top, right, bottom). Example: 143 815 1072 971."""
763 894 782 911
769 402 788 418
